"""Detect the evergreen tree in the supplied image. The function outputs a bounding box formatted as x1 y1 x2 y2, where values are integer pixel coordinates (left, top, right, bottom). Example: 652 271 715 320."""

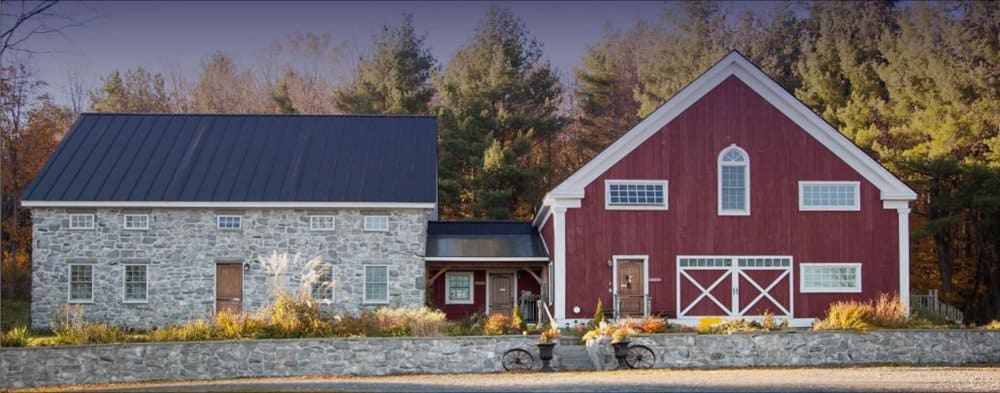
435 7 566 219
90 67 172 113
795 0 896 152
731 3 804 92
572 26 642 166
334 13 436 114
271 71 299 114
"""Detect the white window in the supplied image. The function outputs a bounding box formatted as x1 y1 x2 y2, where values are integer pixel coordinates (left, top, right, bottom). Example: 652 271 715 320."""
310 264 333 302
718 145 750 215
799 181 861 211
123 214 150 230
363 215 389 232
800 263 862 293
309 215 336 231
445 272 474 304
68 264 94 302
217 215 242 230
364 265 389 303
123 264 148 302
605 180 668 210
69 213 95 229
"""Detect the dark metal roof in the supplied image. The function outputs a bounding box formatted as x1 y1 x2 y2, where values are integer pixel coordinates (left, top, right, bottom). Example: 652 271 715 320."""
22 113 438 203
426 221 549 259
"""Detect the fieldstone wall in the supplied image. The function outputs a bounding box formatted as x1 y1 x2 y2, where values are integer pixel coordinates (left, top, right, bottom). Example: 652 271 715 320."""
3 331 998 389
629 330 1000 368
1 335 546 389
30 208 430 329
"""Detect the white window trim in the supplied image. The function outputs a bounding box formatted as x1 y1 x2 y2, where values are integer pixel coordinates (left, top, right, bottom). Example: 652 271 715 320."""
68 213 95 230
799 263 862 293
717 144 750 216
445 272 475 305
122 214 150 230
363 215 389 232
122 264 149 303
216 215 242 230
798 181 861 211
309 215 336 231
363 265 389 304
604 180 669 210
67 264 94 303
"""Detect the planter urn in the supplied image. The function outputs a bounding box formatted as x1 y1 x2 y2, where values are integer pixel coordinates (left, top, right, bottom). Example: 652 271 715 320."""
537 342 556 372
612 341 631 370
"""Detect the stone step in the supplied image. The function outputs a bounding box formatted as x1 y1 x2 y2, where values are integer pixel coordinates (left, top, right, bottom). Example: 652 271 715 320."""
556 344 594 371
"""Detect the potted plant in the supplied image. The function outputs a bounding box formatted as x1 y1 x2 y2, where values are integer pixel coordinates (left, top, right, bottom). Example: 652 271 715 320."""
610 326 634 370
537 327 560 372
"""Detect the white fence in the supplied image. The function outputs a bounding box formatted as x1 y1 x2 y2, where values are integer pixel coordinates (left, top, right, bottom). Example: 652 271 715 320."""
912 289 964 323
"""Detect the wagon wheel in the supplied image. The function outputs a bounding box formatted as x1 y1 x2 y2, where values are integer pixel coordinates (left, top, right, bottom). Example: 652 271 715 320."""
502 348 534 371
625 344 656 369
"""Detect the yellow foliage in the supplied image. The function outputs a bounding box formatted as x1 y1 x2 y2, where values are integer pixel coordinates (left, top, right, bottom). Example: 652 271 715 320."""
697 317 723 333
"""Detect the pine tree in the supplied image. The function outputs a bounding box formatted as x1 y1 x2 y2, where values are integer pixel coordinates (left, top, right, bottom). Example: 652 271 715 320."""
334 13 436 114
271 71 299 114
435 7 566 219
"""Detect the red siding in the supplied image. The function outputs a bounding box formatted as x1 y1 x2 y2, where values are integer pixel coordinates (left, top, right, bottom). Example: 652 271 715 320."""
430 269 542 320
561 76 899 319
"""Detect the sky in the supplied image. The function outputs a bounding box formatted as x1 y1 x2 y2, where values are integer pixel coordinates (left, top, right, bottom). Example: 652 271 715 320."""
5 1 783 108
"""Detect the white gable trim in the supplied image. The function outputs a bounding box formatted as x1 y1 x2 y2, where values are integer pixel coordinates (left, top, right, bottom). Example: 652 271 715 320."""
541 51 916 214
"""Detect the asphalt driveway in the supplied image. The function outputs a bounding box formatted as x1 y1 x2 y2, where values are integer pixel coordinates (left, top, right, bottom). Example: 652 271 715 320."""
24 367 1000 393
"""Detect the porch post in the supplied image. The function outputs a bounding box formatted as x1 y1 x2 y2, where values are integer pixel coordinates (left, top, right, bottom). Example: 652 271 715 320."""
553 206 568 322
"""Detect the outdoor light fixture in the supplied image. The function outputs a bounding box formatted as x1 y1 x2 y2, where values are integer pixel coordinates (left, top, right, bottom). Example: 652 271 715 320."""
244 263 250 272
572 306 581 314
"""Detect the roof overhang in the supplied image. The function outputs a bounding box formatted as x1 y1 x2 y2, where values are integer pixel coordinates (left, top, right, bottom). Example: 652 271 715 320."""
424 257 550 262
534 51 916 226
20 201 436 209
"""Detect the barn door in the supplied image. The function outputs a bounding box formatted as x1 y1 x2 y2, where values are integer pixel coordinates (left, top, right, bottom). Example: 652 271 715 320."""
216 263 243 315
677 256 792 318
615 259 646 317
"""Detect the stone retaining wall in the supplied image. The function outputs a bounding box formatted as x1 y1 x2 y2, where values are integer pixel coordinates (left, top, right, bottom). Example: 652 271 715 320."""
3 330 999 389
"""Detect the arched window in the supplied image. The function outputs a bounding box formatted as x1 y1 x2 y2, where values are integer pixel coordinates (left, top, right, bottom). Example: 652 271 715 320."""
718 145 749 215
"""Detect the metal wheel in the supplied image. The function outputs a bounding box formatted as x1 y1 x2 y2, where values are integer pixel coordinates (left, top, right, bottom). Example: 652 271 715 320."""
625 344 656 369
502 348 535 371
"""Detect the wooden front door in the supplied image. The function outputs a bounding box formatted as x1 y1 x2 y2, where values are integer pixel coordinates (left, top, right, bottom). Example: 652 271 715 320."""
216 263 243 315
489 273 514 315
616 259 645 317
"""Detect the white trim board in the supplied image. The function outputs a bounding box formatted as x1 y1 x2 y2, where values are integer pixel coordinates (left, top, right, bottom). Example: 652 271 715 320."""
21 200 436 209
538 51 916 212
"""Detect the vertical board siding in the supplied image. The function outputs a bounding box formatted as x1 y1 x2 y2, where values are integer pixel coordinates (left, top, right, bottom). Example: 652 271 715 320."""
562 76 899 319
430 269 542 320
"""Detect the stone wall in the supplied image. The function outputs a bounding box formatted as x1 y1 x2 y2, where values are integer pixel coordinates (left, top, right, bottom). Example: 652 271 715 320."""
3 331 998 389
30 208 430 329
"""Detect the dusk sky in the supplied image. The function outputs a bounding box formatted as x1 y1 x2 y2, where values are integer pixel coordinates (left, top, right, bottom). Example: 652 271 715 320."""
7 1 783 107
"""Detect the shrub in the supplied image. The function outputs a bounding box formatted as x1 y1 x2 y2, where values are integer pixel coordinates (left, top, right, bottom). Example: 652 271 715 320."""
589 298 605 329
617 316 668 334
1 326 29 347
266 293 331 338
51 305 131 345
446 313 484 336
150 320 214 342
374 307 447 337
983 320 1000 330
871 294 905 328
760 311 789 331
482 313 512 335
696 317 723 333
510 304 525 332
332 312 380 337
214 312 266 340
814 294 908 331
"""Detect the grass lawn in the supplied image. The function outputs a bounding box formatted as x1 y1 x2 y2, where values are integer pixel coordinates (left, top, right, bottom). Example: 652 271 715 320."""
2 298 30 331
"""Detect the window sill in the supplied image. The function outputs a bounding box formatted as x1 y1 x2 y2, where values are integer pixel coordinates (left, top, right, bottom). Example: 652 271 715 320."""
123 300 149 304
445 300 474 305
68 300 94 304
718 211 750 216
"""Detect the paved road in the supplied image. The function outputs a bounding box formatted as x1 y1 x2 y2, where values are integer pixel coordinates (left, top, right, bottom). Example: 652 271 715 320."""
32 367 1000 393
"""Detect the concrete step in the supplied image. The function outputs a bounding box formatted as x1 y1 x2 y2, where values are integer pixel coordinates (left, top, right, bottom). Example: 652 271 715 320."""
556 344 594 371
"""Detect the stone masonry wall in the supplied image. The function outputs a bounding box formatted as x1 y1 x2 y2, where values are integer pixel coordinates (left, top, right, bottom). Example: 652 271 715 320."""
2 331 998 388
30 208 430 329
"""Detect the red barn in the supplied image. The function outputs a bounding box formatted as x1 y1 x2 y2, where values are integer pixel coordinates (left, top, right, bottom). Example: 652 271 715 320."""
534 51 917 327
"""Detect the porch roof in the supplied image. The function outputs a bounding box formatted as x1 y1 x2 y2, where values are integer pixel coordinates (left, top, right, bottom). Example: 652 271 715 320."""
426 221 549 260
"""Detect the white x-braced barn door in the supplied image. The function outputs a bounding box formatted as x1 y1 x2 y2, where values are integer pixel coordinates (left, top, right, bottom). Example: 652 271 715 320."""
676 256 793 318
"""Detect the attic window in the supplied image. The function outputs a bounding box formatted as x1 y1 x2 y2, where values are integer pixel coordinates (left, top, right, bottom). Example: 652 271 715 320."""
799 182 860 211
69 214 95 230
718 145 750 216
217 215 242 230
363 215 389 232
605 180 668 210
310 215 336 231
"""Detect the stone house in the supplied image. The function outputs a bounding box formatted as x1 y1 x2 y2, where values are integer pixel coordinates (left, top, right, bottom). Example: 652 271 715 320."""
23 114 438 328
